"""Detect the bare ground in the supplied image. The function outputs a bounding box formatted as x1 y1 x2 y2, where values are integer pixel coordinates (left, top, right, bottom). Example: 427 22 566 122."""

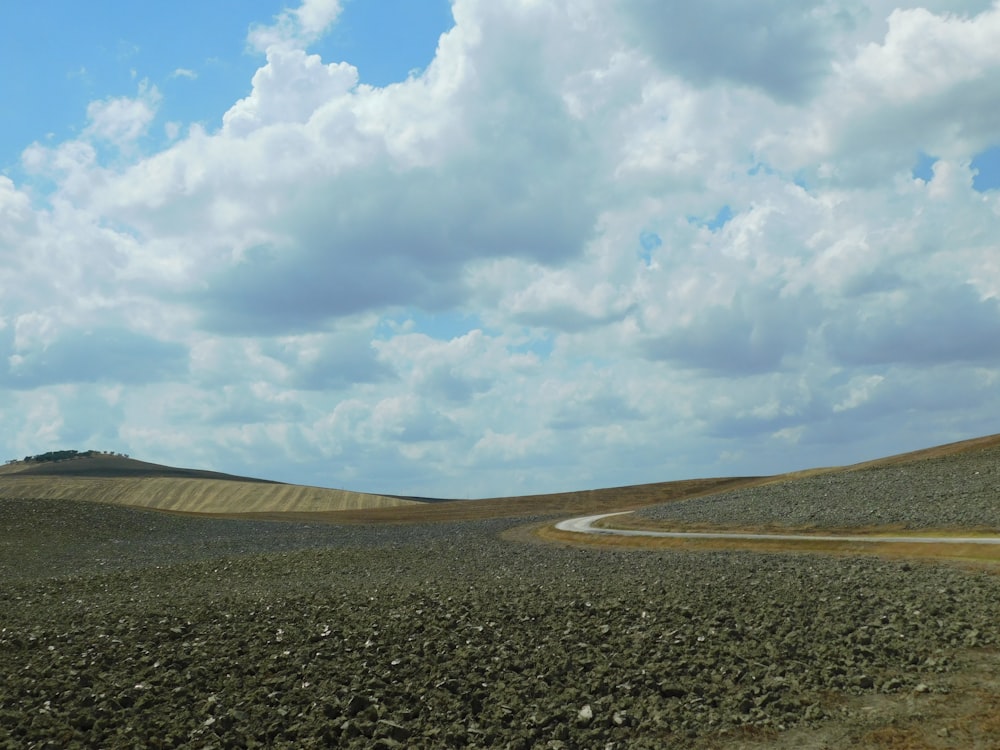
2 434 1000 747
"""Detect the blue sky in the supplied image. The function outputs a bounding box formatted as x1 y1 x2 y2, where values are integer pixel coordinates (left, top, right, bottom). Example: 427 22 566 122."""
0 1 452 171
3 1 1000 498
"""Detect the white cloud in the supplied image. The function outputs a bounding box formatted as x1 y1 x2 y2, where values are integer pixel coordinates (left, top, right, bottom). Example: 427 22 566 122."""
222 48 358 136
760 2 1000 184
3 2 1000 495
620 0 849 102
248 0 343 52
0 177 34 248
80 3 608 336
833 374 885 412
850 5 1000 103
84 81 161 147
2 326 187 389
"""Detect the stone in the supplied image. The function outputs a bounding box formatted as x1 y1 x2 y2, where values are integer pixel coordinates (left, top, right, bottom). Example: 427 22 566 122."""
375 720 411 742
346 694 371 716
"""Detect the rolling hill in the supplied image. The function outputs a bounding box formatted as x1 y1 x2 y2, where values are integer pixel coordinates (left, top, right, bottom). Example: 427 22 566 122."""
4 432 1000 523
0 453 420 514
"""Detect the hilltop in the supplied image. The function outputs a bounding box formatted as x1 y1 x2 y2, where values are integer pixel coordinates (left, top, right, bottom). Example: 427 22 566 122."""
3 450 275 481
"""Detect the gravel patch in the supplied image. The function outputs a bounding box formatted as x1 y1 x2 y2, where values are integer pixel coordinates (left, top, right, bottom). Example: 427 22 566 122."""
2 499 1000 748
637 444 1000 531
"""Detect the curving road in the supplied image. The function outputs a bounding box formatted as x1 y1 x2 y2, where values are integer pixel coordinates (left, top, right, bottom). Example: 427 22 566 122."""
555 511 1000 545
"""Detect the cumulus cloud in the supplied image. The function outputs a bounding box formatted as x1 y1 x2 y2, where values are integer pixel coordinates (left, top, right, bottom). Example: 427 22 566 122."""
825 283 1000 365
761 2 1000 184
548 389 643 431
620 0 847 102
86 2 605 335
263 326 392 390
248 0 343 52
2 327 188 389
375 329 500 403
84 81 161 146
222 48 358 135
3 1 1000 496
0 177 34 249
641 285 817 374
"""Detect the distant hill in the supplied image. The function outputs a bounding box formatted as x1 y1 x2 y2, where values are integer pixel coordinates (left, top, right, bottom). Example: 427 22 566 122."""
3 433 998 521
6 452 278 482
0 453 420 514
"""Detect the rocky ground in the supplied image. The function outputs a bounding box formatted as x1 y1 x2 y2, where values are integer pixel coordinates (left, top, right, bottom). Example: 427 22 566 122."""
637 442 1000 531
2 487 1000 749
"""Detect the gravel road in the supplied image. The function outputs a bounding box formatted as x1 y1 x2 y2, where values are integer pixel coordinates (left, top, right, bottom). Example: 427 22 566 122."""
558 511 1000 544
3 491 1000 748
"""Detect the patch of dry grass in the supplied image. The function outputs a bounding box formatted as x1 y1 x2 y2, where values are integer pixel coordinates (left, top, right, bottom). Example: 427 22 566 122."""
860 726 937 749
0 475 417 514
537 525 1000 566
688 650 1000 750
200 476 762 524
858 686 1000 750
606 516 1000 537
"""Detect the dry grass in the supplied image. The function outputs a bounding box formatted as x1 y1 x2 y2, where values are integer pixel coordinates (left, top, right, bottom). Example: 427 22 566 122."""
689 650 1000 750
0 475 417 514
0 455 419 515
859 727 937 750
537 525 1000 566
195 476 762 523
857 676 1000 750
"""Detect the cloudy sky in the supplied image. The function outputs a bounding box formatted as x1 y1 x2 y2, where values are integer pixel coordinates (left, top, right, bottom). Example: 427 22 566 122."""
2 0 1000 498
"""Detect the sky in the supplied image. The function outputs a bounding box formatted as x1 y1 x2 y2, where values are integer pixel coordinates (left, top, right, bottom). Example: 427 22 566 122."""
2 0 1000 498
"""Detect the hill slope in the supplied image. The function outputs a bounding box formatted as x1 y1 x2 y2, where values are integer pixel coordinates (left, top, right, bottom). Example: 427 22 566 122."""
636 432 1000 532
4 432 998 520
0 454 418 514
